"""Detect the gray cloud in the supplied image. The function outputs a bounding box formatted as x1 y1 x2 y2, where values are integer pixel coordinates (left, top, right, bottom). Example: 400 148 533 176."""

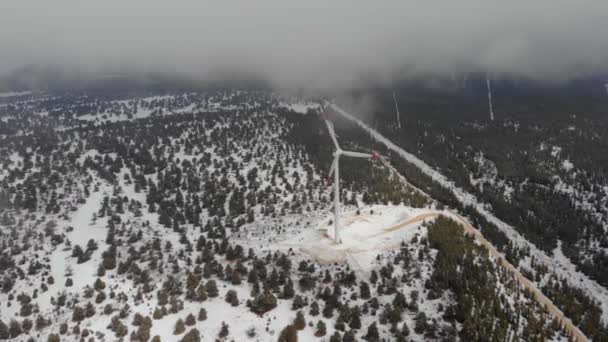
1 0 607 89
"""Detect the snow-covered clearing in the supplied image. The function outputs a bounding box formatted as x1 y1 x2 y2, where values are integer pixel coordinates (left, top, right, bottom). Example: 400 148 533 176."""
562 159 574 172
279 101 321 114
297 205 432 270
43 180 111 310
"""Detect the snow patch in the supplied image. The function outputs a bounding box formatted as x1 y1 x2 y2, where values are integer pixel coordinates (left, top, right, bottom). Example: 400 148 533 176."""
0 90 31 98
279 102 321 114
562 159 574 172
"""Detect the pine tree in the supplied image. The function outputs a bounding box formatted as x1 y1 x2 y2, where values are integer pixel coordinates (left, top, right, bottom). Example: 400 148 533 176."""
315 320 327 337
249 290 277 315
365 322 379 341
219 322 229 338
225 290 239 307
196 284 208 302
35 315 48 331
72 244 84 259
197 308 207 321
359 281 371 299
174 318 186 335
310 302 320 316
291 295 305 310
294 311 306 330
72 305 85 322
343 330 356 342
94 278 106 291
9 320 22 338
250 280 260 297
400 322 410 337
282 279 295 299
349 307 362 330
370 271 378 284
133 313 145 326
85 302 96 317
21 319 32 333
277 324 298 342
335 315 346 332
329 331 342 342
181 328 201 342
323 303 334 319
231 271 242 285
153 307 163 320
0 320 8 339
185 313 196 326
205 280 219 298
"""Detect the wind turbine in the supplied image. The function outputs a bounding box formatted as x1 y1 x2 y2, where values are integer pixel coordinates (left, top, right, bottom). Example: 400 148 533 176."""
392 91 402 129
486 77 495 121
323 112 381 244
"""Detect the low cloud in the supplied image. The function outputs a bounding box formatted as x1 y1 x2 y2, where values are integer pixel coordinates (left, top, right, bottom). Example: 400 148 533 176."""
1 1 607 89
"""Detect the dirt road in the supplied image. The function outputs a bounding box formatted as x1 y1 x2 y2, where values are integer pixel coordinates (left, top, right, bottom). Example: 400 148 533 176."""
451 212 588 342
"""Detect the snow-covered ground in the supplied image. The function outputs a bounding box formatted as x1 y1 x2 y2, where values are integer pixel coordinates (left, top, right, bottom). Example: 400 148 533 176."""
297 205 432 268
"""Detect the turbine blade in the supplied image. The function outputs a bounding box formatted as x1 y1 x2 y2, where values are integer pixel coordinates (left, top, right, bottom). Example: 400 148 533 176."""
329 157 337 176
341 151 373 159
325 120 340 150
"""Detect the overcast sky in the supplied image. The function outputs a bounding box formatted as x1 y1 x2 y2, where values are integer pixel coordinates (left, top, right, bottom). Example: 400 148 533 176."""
2 1 607 88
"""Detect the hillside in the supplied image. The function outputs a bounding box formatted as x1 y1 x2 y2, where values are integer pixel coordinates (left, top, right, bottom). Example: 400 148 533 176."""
0 90 591 341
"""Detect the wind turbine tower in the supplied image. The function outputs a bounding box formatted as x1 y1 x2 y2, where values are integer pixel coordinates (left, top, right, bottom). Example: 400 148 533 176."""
392 91 402 129
323 111 381 244
486 77 495 121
